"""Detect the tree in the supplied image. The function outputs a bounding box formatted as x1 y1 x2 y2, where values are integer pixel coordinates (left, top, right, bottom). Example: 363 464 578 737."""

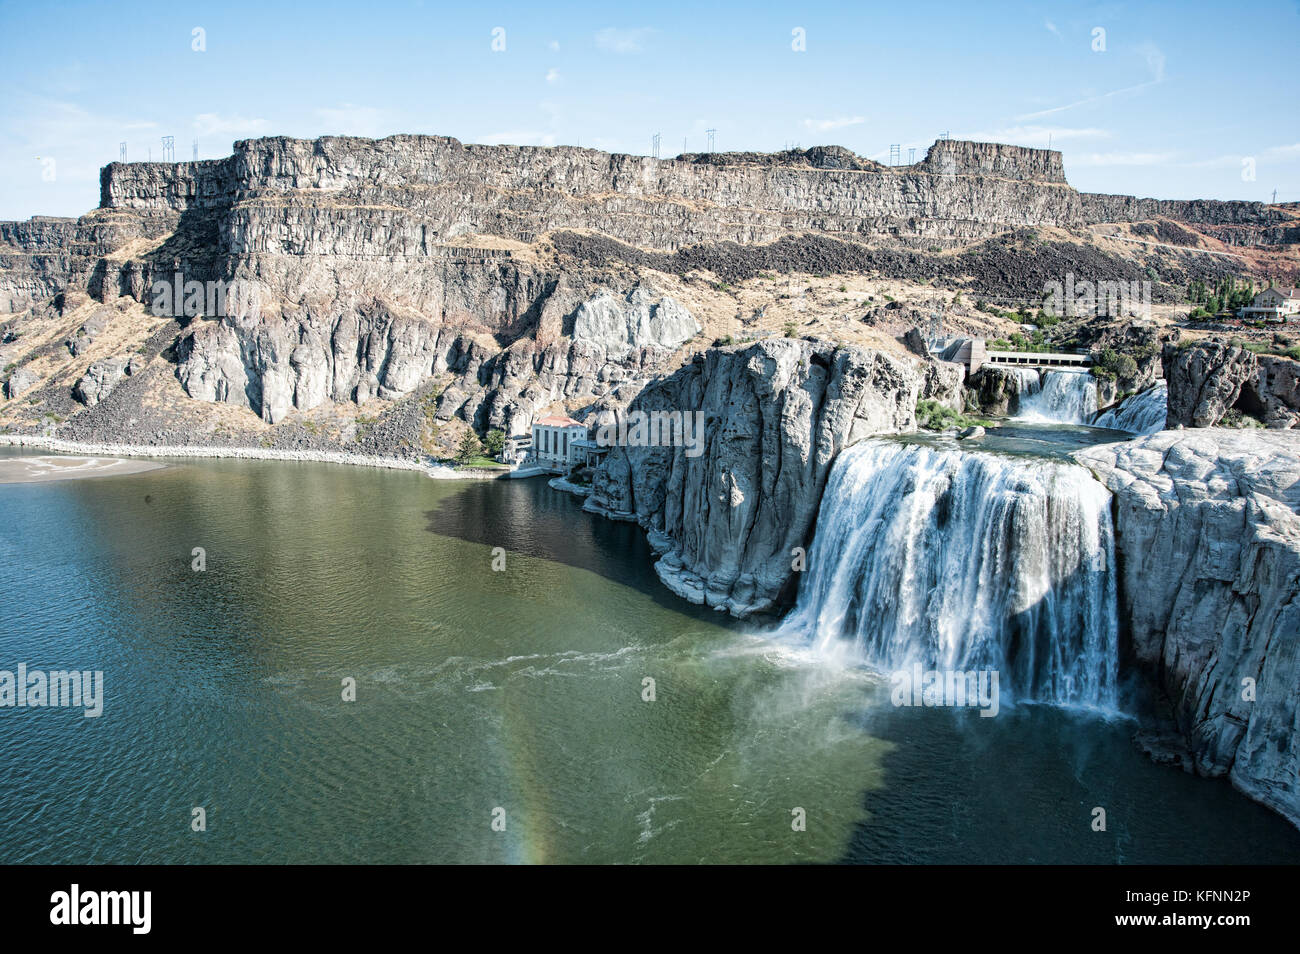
482 429 506 459
456 431 482 463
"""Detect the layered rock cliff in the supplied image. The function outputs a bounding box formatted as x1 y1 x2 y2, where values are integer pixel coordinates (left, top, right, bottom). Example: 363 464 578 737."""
1074 431 1300 827
1164 340 1300 429
583 338 963 616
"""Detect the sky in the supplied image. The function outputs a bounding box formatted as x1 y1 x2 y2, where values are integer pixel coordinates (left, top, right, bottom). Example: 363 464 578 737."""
1 0 1297 220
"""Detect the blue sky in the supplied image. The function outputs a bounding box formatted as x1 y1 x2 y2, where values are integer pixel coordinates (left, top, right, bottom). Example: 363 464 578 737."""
1 0 1297 219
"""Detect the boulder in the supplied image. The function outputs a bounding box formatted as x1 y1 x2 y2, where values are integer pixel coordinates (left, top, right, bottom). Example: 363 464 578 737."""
72 356 130 406
4 367 37 399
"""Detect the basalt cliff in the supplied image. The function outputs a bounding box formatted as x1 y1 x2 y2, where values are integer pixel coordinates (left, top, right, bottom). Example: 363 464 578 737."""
2 134 1299 828
2 135 1297 457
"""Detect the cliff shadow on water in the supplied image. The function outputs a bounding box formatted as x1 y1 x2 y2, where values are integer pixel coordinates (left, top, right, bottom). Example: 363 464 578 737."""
424 476 744 626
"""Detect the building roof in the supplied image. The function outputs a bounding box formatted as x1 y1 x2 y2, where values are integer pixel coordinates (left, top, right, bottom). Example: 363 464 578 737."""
535 415 585 428
1259 287 1300 300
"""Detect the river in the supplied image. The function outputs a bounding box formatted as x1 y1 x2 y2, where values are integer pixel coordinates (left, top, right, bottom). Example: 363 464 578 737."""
1 443 1298 863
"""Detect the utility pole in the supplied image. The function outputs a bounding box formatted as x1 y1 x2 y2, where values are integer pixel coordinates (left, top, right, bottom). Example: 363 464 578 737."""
119 142 127 162
889 144 900 166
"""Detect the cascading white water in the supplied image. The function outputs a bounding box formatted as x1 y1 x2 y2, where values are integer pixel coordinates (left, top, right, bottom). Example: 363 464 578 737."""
780 440 1118 709
1093 382 1168 435
1007 368 1042 397
1015 370 1097 424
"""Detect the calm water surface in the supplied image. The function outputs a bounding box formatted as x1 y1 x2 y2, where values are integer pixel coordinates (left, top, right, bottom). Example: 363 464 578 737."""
1 447 1297 863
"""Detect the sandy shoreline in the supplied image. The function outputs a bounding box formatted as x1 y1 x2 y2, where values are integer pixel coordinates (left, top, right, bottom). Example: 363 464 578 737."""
0 454 167 484
0 434 514 481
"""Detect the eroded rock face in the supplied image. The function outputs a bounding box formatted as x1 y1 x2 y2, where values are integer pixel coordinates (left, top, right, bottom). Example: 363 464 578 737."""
584 339 962 617
72 356 131 406
1164 341 1258 427
1074 430 1300 828
1164 341 1300 429
966 365 1038 416
4 367 36 399
175 297 670 430
572 286 700 358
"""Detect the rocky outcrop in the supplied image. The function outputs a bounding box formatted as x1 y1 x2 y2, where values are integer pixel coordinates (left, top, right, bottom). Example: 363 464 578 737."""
175 296 666 430
572 285 700 358
1164 340 1300 429
72 355 134 406
584 339 963 616
4 367 36 399
1074 430 1300 828
966 365 1038 416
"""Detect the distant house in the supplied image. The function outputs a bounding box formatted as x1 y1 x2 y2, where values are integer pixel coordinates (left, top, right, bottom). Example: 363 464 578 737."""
1240 287 1300 323
530 416 587 469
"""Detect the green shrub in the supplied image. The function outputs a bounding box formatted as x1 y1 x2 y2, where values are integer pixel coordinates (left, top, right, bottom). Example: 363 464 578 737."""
915 399 993 431
482 429 506 458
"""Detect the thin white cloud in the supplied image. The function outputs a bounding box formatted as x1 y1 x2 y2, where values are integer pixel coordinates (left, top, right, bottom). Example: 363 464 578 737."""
546 68 560 85
967 125 1111 144
1015 80 1160 120
1044 20 1062 38
595 27 655 54
802 116 866 132
548 40 560 52
1264 142 1300 161
1017 41 1167 121
192 113 270 138
1068 151 1177 167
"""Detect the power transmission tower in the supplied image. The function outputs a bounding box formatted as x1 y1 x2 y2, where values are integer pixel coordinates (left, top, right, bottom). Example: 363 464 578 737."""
908 147 916 165
119 142 127 162
706 128 716 153
1273 189 1278 204
651 133 661 159
889 144 900 166
161 136 175 162
193 139 198 161
940 130 950 141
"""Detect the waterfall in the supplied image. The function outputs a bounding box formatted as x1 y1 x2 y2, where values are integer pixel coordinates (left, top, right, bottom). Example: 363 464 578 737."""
1007 368 1042 397
1015 370 1097 424
1093 382 1167 435
780 440 1118 710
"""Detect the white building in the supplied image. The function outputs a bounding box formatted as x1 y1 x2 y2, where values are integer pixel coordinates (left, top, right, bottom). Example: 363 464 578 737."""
531 416 587 469
1240 287 1300 323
